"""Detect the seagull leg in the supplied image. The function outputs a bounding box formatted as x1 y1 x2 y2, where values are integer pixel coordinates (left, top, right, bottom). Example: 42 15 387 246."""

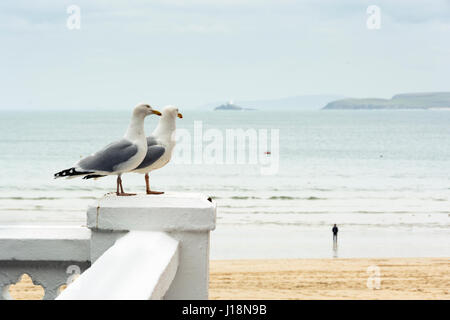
145 173 164 195
119 177 124 193
116 175 136 196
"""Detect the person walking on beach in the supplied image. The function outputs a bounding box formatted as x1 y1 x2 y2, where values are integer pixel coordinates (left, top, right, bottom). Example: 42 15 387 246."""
332 224 338 243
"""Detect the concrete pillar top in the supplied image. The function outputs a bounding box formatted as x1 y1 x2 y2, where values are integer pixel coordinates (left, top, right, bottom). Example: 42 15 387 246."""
87 193 216 232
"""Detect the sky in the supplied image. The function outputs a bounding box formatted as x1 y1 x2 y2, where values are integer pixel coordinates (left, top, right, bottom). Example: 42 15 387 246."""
0 0 449 110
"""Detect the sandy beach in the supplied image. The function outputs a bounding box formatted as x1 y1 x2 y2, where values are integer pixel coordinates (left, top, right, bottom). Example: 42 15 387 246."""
210 258 450 299
8 257 449 300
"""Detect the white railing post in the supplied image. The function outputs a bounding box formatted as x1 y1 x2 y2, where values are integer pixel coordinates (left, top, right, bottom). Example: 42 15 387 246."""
87 193 216 300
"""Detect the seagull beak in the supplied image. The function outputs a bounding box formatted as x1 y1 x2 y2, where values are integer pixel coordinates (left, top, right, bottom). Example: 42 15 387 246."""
177 113 183 119
152 110 162 116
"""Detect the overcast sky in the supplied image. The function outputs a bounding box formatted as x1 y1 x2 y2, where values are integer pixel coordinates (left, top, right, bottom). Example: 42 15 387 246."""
1 0 449 110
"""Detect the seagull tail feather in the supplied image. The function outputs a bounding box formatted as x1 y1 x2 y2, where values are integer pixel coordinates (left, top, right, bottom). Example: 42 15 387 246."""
83 174 107 180
54 167 93 179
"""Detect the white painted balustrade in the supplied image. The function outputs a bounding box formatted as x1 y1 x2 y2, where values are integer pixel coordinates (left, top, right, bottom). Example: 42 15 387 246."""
0 193 216 300
0 227 91 300
58 231 179 300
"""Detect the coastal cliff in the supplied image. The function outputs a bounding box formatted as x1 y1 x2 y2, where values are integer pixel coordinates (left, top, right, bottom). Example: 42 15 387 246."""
323 92 450 110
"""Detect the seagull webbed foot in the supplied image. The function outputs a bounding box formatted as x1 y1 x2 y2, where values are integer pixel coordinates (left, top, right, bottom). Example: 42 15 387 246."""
116 192 136 196
146 190 164 195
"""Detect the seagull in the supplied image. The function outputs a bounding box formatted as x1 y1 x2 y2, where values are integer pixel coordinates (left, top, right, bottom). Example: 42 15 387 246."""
133 105 183 194
54 103 162 196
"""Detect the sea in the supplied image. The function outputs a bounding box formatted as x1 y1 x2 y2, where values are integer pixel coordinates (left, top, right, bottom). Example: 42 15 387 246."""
0 110 449 259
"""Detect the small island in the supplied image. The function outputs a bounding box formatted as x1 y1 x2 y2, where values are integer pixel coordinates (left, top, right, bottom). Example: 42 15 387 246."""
214 101 255 111
323 92 450 110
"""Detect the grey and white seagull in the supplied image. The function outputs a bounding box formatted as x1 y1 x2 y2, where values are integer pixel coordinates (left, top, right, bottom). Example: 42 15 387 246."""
132 105 183 194
54 103 162 196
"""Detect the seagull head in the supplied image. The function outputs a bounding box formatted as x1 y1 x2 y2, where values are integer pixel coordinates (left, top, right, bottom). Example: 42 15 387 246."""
133 103 162 118
161 105 183 119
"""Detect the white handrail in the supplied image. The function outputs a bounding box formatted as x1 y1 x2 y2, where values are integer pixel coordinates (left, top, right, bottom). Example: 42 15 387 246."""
57 231 179 300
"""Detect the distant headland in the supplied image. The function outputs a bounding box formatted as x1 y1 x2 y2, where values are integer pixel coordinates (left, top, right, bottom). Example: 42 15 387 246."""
323 92 450 110
214 101 255 111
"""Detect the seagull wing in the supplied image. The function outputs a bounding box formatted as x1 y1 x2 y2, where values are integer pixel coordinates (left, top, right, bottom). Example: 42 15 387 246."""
77 139 138 173
134 136 165 170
